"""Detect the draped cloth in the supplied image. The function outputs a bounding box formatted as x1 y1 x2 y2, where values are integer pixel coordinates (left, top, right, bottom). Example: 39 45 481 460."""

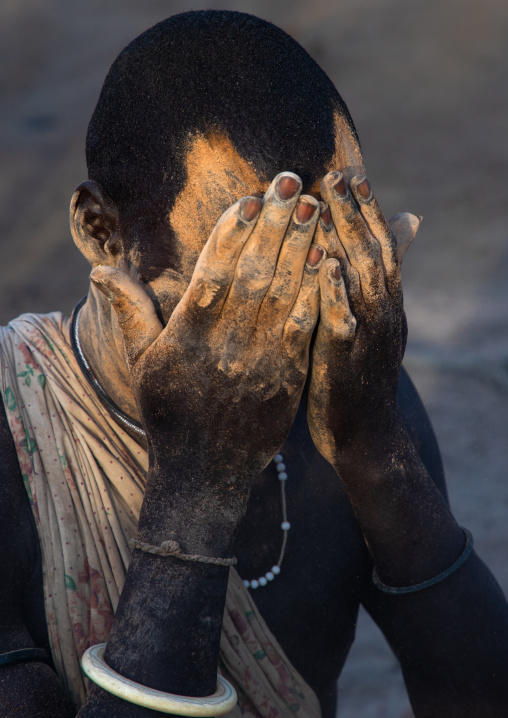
0 312 321 717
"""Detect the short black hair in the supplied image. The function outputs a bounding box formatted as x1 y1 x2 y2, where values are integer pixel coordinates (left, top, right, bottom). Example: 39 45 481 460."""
86 10 357 238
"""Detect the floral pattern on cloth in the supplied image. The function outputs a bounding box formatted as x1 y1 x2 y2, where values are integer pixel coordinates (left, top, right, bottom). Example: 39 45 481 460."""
220 569 320 717
0 312 321 717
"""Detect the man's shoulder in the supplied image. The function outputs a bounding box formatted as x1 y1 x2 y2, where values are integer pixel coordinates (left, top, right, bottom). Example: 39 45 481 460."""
1 310 69 338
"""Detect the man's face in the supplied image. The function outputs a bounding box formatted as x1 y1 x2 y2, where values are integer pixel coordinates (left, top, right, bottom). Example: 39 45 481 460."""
133 113 364 326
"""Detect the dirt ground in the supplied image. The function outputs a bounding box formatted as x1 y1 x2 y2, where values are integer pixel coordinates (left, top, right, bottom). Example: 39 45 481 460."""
1 1 508 716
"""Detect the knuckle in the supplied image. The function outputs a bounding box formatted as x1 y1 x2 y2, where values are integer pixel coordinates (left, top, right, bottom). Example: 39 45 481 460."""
354 236 381 263
288 312 314 334
258 291 287 319
234 258 272 289
257 212 292 235
283 231 312 252
370 241 382 261
363 201 384 222
345 315 357 337
193 279 224 309
330 314 356 341
337 199 361 224
115 307 137 326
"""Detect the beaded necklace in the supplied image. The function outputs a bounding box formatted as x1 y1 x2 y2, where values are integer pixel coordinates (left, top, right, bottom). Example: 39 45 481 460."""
241 454 289 590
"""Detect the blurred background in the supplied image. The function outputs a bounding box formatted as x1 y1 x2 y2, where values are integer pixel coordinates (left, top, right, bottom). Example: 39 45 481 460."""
1 1 507 715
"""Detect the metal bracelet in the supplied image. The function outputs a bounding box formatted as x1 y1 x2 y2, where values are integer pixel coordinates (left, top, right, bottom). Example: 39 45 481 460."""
0 647 51 668
372 527 474 595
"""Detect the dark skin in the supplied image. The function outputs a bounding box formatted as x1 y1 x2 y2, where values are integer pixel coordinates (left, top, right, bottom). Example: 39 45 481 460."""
309 173 465 585
1 156 508 718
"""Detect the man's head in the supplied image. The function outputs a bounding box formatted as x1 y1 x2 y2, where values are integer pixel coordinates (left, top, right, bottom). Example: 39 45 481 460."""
71 10 364 322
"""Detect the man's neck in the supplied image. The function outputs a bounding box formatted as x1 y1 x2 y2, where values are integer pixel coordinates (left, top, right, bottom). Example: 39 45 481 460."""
78 284 140 423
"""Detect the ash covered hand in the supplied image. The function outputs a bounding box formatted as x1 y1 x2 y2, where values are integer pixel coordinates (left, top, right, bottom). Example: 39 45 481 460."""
89 172 324 535
308 171 419 465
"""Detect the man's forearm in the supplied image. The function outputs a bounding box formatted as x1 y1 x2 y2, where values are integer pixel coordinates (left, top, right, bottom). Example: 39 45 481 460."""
106 458 241 695
332 418 465 587
0 662 74 718
78 460 241 717
365 550 508 718
105 550 229 695
76 549 230 718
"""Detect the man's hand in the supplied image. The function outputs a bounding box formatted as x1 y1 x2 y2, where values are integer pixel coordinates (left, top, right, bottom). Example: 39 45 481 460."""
90 172 324 550
308 172 417 464
306 171 467 590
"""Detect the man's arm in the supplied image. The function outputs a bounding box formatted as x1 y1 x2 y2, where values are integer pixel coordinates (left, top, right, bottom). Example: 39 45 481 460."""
0 397 74 717
309 171 508 716
360 367 508 717
78 176 323 716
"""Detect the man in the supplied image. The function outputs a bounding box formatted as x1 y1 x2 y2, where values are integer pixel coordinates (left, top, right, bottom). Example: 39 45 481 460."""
0 10 507 718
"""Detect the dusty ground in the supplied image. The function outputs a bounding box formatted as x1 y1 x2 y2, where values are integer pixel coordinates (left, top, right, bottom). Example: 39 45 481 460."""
1 1 508 716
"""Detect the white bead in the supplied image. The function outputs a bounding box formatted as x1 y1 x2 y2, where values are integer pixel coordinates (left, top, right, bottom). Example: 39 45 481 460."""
240 451 290 591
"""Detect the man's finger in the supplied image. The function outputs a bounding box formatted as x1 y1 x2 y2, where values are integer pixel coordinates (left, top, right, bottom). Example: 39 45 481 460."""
317 258 356 340
282 246 325 361
90 265 163 368
224 172 302 325
179 196 263 325
315 203 341 258
389 211 421 265
320 171 386 309
314 209 365 317
257 194 320 327
347 176 401 287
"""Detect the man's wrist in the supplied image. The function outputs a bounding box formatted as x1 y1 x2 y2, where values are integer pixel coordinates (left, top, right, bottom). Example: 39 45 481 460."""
137 458 251 558
328 418 467 587
330 416 403 475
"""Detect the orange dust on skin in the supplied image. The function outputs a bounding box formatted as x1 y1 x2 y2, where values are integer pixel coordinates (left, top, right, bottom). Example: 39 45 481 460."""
76 117 366 429
326 110 366 181
164 115 363 294
167 113 365 281
169 131 267 280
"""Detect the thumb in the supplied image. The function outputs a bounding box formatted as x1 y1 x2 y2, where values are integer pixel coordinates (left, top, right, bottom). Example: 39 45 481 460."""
388 212 422 265
90 265 163 369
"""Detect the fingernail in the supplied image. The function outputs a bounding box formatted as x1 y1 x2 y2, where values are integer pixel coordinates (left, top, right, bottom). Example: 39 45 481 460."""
320 202 332 226
306 245 324 267
90 276 114 302
355 177 372 201
241 196 262 222
296 198 317 223
333 176 348 198
333 264 342 281
277 174 300 201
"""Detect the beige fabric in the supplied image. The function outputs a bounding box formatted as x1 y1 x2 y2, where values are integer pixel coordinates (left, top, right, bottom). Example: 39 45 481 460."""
0 312 321 717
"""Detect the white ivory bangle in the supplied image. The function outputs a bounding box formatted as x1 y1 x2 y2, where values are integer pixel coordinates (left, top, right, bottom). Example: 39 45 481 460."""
81 643 237 716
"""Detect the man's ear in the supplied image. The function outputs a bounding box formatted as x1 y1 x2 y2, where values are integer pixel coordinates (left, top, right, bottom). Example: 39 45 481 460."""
70 180 123 266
